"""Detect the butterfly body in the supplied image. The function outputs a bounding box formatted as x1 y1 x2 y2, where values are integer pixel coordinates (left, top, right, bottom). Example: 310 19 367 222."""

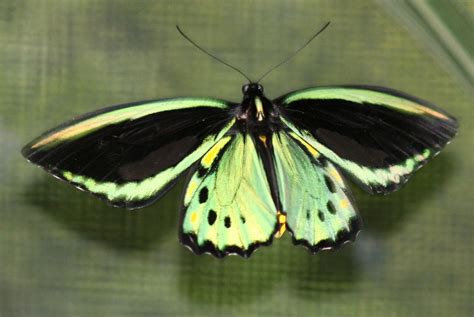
23 82 457 257
235 83 282 134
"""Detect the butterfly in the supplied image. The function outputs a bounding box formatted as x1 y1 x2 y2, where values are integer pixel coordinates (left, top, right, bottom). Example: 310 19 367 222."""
22 24 458 258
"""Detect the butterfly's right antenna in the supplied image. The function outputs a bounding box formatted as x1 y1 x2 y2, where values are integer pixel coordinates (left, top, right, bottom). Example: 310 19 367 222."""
256 21 330 83
176 25 253 83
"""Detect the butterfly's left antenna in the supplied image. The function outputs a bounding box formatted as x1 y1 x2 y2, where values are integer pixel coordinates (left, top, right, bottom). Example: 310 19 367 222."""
176 25 253 83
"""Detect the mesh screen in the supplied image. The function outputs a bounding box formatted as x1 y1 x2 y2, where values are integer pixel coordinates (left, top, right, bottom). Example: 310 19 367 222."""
0 1 472 316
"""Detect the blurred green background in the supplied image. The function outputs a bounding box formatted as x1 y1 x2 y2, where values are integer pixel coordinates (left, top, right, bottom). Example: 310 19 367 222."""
0 1 472 316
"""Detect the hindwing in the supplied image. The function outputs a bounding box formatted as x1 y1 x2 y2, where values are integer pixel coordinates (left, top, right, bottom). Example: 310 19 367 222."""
180 133 278 257
272 131 361 251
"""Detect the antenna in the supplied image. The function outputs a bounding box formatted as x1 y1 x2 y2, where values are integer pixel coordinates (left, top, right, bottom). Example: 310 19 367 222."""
256 21 331 83
176 25 252 82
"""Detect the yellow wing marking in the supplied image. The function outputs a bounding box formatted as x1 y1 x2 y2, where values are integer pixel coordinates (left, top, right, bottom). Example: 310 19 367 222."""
339 199 350 209
275 211 287 238
184 179 199 205
328 167 344 185
289 132 320 158
201 136 232 168
191 211 198 224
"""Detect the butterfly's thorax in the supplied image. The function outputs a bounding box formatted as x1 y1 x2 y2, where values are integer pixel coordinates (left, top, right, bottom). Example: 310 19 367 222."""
236 84 281 133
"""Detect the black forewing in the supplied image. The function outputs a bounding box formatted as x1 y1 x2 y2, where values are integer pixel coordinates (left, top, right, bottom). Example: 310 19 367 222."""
22 98 235 208
275 85 458 193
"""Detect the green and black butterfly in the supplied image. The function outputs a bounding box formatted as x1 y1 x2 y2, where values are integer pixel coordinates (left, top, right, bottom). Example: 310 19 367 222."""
22 24 458 258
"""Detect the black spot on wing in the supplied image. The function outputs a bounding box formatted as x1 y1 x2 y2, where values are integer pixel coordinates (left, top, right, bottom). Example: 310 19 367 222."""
324 175 336 193
197 166 209 178
224 216 231 228
208 209 217 225
199 187 208 203
327 201 336 214
318 210 325 222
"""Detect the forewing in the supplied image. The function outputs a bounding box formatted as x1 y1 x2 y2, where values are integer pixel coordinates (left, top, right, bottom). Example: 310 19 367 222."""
272 131 361 252
22 98 235 208
276 86 458 193
181 133 278 257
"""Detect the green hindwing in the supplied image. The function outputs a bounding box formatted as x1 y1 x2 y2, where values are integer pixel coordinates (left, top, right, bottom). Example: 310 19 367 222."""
181 133 278 257
272 131 362 251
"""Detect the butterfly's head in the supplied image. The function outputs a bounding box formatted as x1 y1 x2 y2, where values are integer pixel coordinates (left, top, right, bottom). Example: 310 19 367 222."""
242 83 264 96
238 82 281 131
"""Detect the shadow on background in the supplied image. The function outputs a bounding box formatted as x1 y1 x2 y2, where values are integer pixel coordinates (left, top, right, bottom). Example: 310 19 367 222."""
355 154 457 236
24 176 183 251
176 235 360 306
23 152 457 308
177 251 281 306
175 153 457 306
288 247 358 296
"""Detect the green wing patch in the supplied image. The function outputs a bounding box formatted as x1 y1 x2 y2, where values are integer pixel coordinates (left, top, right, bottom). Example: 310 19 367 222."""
272 131 361 251
282 87 452 119
60 119 235 208
181 133 278 257
26 98 231 150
